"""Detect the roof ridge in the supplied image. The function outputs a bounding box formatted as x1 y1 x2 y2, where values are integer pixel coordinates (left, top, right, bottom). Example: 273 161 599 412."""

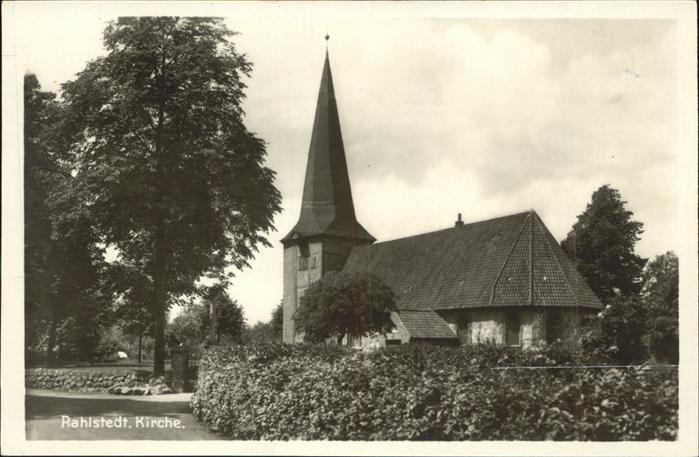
363 210 532 248
532 212 579 306
489 211 532 305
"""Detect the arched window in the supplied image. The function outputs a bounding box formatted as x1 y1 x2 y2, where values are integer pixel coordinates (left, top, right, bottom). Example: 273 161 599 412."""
506 312 521 346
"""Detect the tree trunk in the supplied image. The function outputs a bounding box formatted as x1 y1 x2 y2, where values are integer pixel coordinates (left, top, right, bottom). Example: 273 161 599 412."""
152 228 168 377
46 316 57 367
209 300 217 344
138 332 143 363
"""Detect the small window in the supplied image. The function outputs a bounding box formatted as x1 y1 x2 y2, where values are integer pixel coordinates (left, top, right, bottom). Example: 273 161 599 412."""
546 311 563 344
310 256 317 269
457 314 472 345
298 256 308 271
505 312 521 346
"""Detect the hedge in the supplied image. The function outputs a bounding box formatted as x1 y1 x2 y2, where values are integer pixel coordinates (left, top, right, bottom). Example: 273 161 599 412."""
191 343 678 441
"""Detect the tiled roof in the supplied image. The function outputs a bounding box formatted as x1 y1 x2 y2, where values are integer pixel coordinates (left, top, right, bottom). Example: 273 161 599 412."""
282 52 374 244
397 311 457 339
342 211 603 312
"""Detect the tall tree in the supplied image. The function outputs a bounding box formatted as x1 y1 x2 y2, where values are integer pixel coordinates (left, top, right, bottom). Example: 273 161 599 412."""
641 251 679 363
56 18 281 375
561 185 646 302
24 74 106 364
24 74 58 355
296 272 396 344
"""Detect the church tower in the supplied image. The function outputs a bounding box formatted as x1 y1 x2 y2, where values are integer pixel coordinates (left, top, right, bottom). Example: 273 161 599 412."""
281 46 375 343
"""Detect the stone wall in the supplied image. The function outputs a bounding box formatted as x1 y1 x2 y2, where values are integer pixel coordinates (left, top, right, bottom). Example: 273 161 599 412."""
25 368 153 392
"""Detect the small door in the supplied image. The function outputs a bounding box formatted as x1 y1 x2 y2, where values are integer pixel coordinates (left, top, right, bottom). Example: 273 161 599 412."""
506 312 521 346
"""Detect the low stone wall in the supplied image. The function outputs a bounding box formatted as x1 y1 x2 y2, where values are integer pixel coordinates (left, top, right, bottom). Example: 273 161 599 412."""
25 368 151 392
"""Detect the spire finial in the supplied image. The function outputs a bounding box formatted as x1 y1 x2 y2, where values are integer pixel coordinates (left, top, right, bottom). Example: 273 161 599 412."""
325 33 330 52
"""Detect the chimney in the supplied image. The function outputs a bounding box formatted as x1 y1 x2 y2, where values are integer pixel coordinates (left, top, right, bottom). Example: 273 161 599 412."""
455 213 464 228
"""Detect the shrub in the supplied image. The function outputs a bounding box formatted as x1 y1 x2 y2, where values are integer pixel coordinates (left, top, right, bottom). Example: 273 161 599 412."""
581 295 648 364
192 343 677 441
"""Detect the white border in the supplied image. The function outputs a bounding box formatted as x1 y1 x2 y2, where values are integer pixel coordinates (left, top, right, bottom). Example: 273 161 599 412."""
2 1 697 455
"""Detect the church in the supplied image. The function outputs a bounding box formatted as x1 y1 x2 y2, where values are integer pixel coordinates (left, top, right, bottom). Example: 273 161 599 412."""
281 50 602 348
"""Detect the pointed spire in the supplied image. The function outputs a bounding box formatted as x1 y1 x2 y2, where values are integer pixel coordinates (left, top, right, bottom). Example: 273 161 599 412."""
282 48 375 244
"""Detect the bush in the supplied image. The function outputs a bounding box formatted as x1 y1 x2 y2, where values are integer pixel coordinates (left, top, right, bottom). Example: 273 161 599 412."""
581 295 648 364
192 343 677 441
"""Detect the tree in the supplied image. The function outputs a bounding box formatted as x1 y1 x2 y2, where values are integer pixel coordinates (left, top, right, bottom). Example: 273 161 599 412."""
641 252 679 363
56 18 281 375
202 284 245 344
581 295 648 364
24 73 59 358
242 300 283 344
109 262 154 363
561 185 646 302
166 302 208 353
295 272 396 344
24 74 106 365
270 301 283 338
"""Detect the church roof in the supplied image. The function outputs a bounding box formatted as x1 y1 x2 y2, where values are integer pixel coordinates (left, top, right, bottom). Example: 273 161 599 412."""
282 52 374 245
342 210 603 311
397 311 457 339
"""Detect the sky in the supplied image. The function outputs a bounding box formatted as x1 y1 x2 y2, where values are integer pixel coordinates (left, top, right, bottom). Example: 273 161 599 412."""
8 4 680 325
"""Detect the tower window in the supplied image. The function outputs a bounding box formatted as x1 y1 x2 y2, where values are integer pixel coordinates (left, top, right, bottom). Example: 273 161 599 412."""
310 257 317 269
298 244 310 271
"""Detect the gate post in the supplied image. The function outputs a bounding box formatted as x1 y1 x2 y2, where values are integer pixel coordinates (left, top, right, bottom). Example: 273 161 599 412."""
170 348 190 392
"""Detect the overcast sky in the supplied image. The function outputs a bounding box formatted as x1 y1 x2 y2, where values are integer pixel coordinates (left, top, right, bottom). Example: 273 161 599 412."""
9 4 679 324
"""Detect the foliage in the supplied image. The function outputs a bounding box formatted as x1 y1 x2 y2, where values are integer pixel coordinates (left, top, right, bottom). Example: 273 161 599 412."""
271 301 283 337
107 261 154 362
641 252 679 363
561 185 646 302
166 301 208 354
192 344 677 441
202 284 246 344
243 301 283 344
95 326 128 361
56 17 281 374
24 74 108 365
582 296 648 364
296 272 396 343
581 295 648 364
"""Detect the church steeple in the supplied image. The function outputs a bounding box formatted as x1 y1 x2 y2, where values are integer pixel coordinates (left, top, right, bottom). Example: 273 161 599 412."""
282 48 375 245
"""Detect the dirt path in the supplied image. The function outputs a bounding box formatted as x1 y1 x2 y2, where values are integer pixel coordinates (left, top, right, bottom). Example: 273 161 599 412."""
25 389 222 440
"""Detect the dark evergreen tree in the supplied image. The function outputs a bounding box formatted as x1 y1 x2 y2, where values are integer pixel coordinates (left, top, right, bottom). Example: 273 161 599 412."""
561 185 646 302
56 18 281 375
